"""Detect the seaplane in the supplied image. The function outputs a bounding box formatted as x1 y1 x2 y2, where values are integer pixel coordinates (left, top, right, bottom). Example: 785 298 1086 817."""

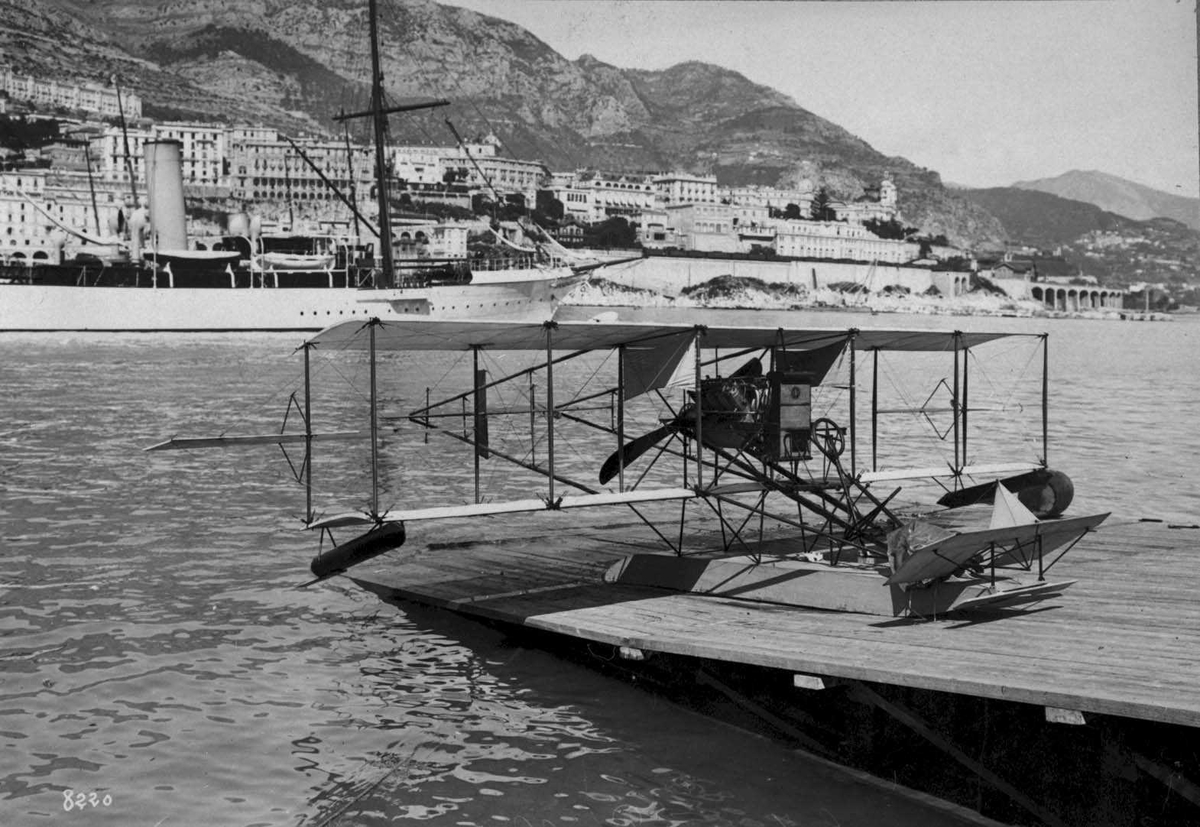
148 316 1108 619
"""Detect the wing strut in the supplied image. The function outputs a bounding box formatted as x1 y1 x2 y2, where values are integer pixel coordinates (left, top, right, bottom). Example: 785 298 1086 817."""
368 318 381 518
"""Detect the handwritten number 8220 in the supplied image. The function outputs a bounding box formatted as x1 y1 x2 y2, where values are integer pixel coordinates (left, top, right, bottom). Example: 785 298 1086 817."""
62 790 113 811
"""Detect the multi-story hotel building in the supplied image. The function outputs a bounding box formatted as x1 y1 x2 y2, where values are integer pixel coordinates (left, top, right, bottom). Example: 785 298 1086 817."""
719 183 813 214
1 64 142 120
228 130 375 212
774 218 913 263
403 134 548 203
153 122 229 195
547 171 657 223
653 172 719 205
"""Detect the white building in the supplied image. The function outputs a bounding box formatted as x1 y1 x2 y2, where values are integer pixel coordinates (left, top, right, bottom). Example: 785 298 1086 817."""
636 206 677 248
548 171 657 223
836 179 898 224
152 122 228 194
0 169 129 261
94 122 231 200
392 146 446 189
719 183 813 214
1 64 142 119
773 218 914 263
391 133 549 204
665 202 740 252
654 172 719 205
228 130 374 213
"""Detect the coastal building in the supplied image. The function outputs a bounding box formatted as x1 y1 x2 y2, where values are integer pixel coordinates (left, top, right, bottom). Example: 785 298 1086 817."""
41 141 90 172
654 172 720 205
719 183 813 214
94 124 152 199
96 122 234 200
0 168 127 261
836 179 898 224
393 218 470 259
0 64 142 119
392 146 447 190
773 218 914 263
153 122 229 196
555 186 596 223
228 130 375 217
635 207 676 249
1 169 53 260
986 255 1125 311
732 203 771 227
665 202 739 252
392 133 549 204
547 171 657 223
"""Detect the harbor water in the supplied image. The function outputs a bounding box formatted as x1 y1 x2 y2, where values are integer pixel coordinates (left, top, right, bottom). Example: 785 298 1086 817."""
1 310 1197 825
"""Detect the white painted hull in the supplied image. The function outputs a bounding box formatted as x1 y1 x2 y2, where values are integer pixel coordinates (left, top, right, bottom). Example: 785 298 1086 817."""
0 269 587 332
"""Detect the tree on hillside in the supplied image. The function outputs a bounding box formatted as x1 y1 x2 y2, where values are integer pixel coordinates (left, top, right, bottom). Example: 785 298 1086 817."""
809 187 837 221
0 115 61 151
864 217 919 240
583 216 638 249
783 203 802 220
535 190 565 221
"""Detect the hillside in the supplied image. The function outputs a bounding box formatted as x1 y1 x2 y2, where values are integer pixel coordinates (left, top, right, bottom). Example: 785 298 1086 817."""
1 0 1006 247
1013 170 1200 232
958 188 1129 248
959 187 1199 287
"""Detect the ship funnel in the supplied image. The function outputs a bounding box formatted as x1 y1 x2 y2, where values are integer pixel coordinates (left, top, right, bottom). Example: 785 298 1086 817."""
144 139 187 251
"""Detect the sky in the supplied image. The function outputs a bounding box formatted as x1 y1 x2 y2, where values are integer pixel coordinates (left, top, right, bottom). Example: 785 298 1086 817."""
438 0 1200 198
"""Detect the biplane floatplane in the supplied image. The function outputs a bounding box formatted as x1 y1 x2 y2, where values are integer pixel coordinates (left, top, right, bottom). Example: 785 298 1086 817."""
148 317 1108 619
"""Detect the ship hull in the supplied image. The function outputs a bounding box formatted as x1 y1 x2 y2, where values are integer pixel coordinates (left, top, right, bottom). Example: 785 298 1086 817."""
0 269 586 332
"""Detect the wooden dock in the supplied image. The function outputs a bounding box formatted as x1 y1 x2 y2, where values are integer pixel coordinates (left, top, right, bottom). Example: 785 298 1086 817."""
345 510 1200 825
350 513 1200 726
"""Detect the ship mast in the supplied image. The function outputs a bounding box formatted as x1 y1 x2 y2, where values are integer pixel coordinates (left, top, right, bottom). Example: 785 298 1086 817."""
112 74 139 208
367 0 395 289
333 0 448 290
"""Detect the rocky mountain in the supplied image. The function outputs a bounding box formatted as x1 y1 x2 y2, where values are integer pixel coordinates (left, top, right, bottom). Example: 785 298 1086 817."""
1012 170 1200 232
3 0 1009 246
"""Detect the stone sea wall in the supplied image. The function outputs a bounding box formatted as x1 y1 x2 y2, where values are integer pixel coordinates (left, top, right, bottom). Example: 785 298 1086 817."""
590 255 968 298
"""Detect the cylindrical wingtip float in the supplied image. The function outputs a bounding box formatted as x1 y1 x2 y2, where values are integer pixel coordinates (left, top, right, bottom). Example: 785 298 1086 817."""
310 522 406 580
937 468 1075 518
